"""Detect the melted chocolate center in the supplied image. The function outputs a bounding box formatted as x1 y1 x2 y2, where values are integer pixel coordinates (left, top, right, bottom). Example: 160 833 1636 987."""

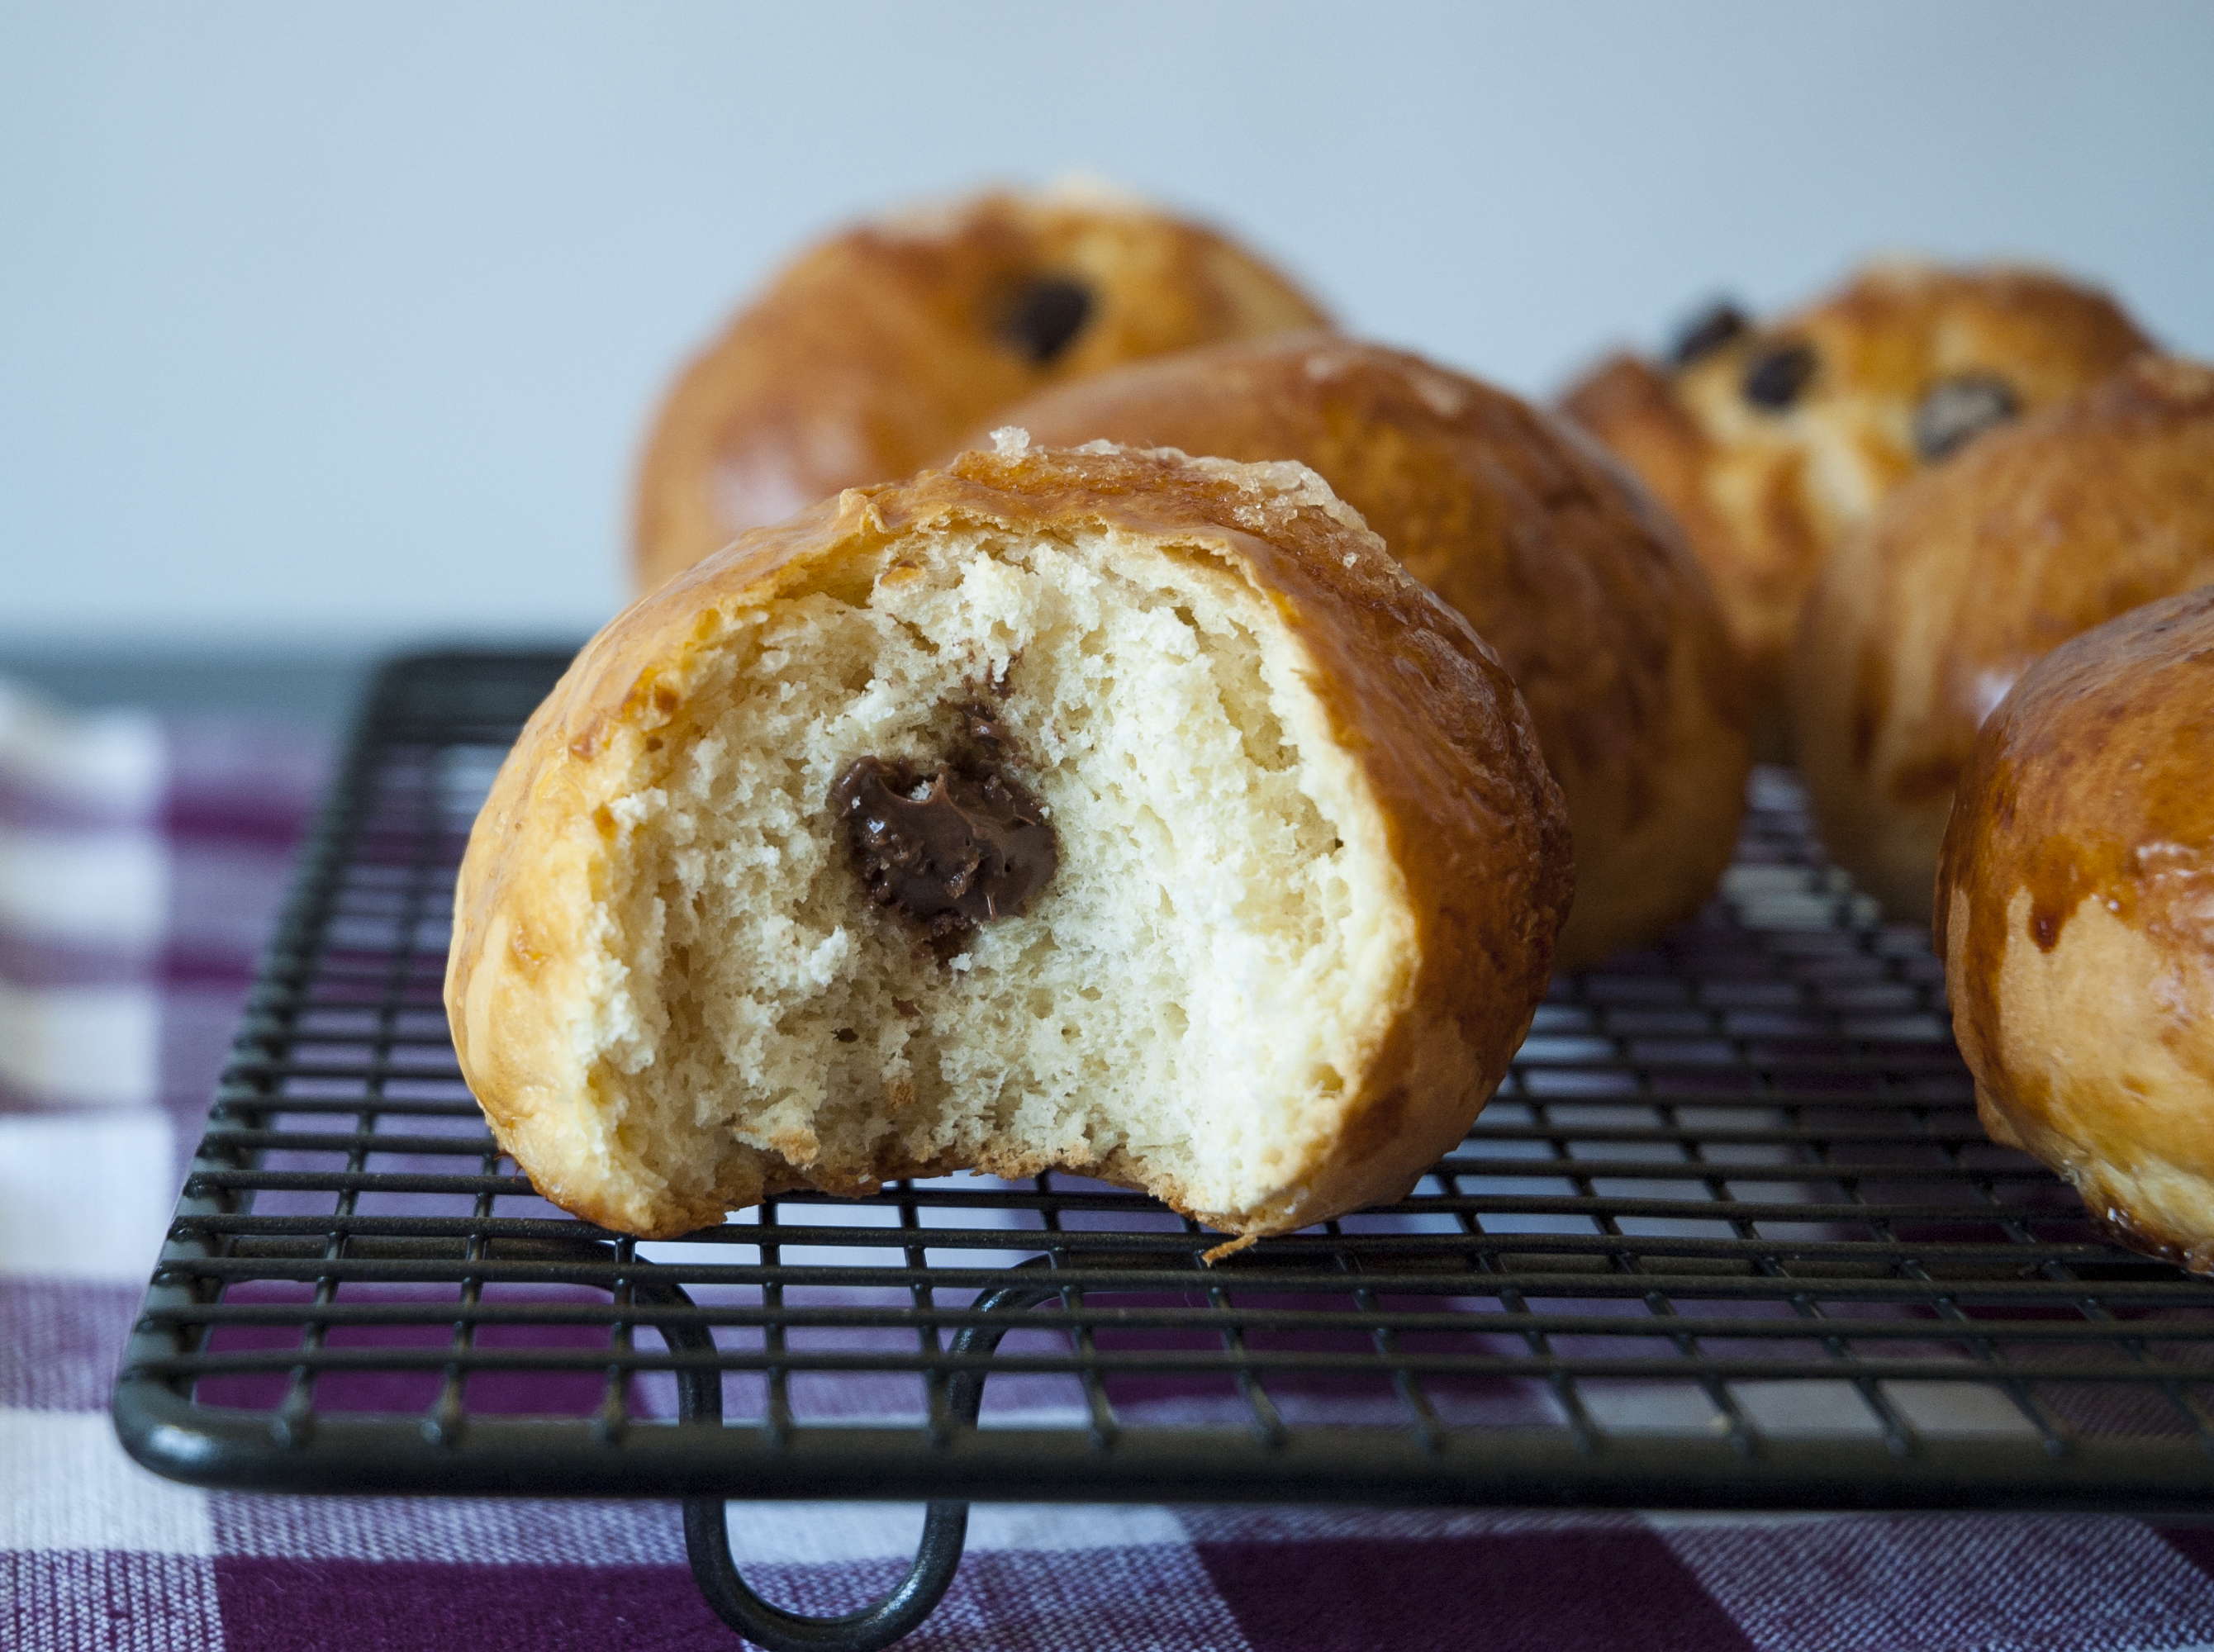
830 712 1057 938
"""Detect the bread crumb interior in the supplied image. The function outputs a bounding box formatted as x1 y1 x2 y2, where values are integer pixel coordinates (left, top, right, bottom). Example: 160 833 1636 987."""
581 523 1404 1223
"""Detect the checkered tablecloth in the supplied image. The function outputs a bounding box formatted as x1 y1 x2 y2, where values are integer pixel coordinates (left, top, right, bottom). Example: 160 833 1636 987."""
8 674 2214 1652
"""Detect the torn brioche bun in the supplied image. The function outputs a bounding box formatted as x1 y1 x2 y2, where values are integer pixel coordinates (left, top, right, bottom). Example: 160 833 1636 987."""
967 335 1749 970
1936 586 2214 1270
1561 262 2150 750
449 439 1571 1241
632 185 1330 595
1795 355 2214 924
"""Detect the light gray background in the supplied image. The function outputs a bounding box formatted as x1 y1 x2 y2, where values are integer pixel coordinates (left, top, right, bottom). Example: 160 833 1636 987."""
4 0 2211 651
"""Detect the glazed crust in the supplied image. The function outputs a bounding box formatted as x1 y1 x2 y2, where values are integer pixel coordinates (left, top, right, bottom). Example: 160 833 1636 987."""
1562 263 2150 737
633 189 1330 593
449 443 1571 1239
1936 587 2214 1271
1796 356 2214 923
967 336 1749 970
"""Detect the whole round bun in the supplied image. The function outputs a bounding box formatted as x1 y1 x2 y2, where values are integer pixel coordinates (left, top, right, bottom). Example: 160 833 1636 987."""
1936 587 2214 1270
1562 262 2150 746
633 186 1330 593
449 439 1571 1241
966 336 1750 970
1795 355 2214 923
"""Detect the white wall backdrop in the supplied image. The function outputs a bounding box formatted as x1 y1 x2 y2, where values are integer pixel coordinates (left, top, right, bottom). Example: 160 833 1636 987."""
3 1 2210 645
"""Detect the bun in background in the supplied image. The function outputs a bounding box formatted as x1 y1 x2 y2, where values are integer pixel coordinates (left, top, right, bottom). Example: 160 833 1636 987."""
634 186 1330 592
1795 355 2214 922
1564 262 2150 751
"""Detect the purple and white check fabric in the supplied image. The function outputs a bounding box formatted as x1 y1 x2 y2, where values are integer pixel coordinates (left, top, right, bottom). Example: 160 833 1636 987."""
9 675 2214 1651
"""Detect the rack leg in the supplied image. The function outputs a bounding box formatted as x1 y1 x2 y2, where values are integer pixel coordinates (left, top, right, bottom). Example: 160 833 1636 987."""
664 1264 1064 1651
682 1498 969 1652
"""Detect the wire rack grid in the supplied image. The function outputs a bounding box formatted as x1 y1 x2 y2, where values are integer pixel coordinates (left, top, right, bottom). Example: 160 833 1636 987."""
114 650 2214 1522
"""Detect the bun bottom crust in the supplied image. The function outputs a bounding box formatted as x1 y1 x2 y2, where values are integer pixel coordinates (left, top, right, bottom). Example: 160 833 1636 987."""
1978 1089 2214 1275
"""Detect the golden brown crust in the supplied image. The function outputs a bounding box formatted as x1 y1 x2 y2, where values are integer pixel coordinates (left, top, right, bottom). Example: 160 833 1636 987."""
450 442 1571 1239
967 336 1750 970
1796 356 2214 922
1936 586 2214 1270
1561 263 2151 738
632 189 1330 593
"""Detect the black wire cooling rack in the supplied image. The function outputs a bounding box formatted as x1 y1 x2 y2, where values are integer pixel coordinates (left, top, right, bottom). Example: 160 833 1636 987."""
116 649 2214 1650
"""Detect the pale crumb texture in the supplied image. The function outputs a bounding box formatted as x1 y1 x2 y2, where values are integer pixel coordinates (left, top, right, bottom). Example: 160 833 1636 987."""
578 522 1403 1227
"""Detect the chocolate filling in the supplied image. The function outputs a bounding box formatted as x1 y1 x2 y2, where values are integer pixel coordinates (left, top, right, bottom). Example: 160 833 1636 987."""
829 707 1058 939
